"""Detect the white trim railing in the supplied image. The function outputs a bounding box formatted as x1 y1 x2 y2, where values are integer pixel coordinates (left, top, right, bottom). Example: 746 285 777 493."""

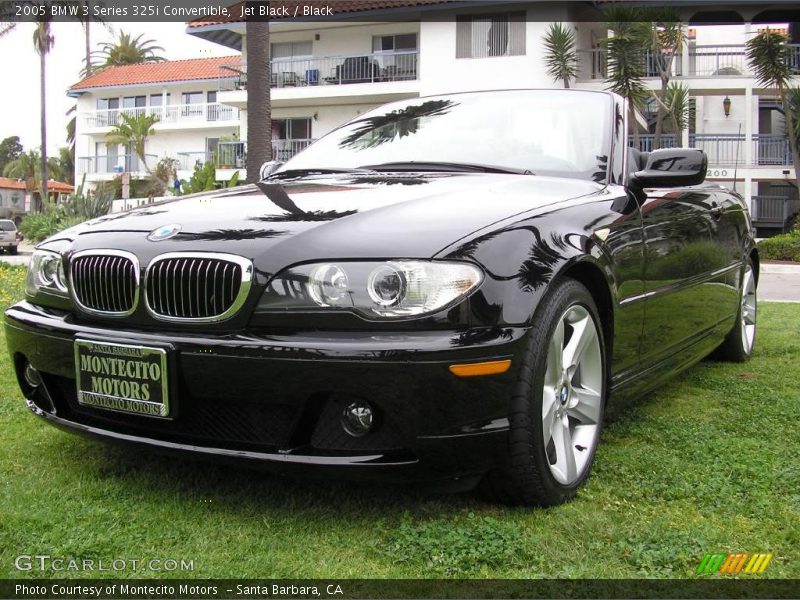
78 153 157 174
579 44 800 80
215 139 315 167
219 50 419 91
628 133 793 166
83 103 239 128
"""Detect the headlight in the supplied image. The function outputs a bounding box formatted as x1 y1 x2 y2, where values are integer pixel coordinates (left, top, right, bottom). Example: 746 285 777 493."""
258 260 483 319
27 249 69 296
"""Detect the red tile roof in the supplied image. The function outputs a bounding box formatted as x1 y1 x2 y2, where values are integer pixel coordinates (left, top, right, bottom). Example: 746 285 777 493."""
188 0 455 27
69 56 241 91
0 178 73 194
47 180 75 194
0 177 27 191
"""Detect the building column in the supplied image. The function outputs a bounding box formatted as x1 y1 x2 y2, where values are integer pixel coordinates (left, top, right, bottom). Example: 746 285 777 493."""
744 176 753 213
744 86 754 167
681 23 690 77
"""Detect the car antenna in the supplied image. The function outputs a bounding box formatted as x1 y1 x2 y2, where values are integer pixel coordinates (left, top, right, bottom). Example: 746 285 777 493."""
732 123 742 193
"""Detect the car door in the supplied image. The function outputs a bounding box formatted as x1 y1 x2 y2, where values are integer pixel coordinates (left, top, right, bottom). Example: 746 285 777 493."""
638 187 725 367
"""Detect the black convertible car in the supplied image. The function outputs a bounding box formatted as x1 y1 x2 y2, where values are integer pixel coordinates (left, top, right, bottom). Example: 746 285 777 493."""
4 90 757 506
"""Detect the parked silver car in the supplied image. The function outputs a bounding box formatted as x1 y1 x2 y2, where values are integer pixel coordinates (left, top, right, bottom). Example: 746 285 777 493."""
0 219 21 255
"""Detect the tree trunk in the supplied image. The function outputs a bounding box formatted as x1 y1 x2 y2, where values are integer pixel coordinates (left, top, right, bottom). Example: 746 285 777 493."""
563 75 570 89
630 105 640 148
653 75 668 149
245 14 272 184
780 85 800 196
39 46 48 212
84 18 92 76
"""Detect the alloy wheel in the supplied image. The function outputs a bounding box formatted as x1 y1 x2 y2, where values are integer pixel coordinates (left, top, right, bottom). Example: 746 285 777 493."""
741 265 757 355
541 304 603 485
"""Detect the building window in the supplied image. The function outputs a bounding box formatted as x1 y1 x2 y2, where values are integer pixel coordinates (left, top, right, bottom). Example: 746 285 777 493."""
271 41 313 59
456 12 526 58
181 92 204 118
273 118 313 161
372 33 417 53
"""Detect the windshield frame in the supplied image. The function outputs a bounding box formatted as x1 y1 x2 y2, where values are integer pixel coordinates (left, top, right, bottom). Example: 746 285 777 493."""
275 89 616 185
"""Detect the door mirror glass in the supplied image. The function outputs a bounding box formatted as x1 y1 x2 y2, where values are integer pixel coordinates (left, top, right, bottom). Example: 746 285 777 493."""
631 148 707 189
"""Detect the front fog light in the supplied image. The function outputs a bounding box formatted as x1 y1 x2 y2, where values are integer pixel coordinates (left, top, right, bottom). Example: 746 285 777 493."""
308 264 349 306
24 363 42 388
342 401 374 437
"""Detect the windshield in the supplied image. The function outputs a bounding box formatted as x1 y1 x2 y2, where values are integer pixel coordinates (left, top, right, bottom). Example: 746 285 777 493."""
279 90 612 181
0 221 16 231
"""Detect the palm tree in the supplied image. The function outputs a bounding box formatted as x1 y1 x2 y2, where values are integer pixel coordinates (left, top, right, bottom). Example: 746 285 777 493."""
33 20 54 212
245 19 272 183
543 23 578 88
747 29 800 192
602 5 651 147
646 10 684 148
3 149 62 200
95 30 166 67
106 113 159 173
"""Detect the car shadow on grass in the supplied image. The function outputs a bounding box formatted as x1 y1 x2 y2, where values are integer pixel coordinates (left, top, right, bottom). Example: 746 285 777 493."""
51 430 486 516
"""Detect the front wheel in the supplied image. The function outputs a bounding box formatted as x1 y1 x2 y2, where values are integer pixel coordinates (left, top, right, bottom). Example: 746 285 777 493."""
715 259 757 362
481 278 606 507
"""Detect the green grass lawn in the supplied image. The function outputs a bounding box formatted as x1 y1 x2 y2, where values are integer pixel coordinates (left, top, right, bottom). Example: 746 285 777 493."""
0 264 798 579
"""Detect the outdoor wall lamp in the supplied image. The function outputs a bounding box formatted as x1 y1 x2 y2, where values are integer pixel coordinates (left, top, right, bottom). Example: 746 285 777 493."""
723 96 732 117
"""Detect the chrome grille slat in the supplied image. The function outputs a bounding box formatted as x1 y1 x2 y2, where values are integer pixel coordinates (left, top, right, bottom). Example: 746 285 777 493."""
70 251 138 316
144 253 251 322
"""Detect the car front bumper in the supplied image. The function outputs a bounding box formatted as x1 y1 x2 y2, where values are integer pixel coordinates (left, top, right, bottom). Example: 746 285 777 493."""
4 301 529 487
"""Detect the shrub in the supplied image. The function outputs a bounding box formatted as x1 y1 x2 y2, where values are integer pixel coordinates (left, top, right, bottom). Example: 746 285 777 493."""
758 230 800 262
19 210 82 243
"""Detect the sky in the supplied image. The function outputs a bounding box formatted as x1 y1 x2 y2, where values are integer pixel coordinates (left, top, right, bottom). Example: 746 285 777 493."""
0 22 234 157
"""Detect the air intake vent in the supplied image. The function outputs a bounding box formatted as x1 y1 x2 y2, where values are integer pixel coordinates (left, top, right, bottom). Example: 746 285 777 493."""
145 253 253 322
70 251 139 316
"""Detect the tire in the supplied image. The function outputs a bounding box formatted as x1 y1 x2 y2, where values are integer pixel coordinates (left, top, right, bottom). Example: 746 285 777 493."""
9 245 17 255
715 259 757 362
481 278 606 507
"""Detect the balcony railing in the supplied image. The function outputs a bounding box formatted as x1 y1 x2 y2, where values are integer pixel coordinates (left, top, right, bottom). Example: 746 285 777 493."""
78 153 157 174
83 103 239 128
577 48 681 80
219 50 419 91
579 44 800 80
751 195 800 232
215 139 315 167
629 133 793 166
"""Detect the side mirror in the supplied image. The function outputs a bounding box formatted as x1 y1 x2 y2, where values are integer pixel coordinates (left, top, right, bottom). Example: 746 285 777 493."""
259 160 284 180
631 148 707 189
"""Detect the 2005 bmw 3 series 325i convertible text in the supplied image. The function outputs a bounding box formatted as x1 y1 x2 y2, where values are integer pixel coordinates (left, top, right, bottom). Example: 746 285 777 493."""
5 90 758 506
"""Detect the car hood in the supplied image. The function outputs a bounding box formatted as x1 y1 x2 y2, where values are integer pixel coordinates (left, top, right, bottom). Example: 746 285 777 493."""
62 172 603 273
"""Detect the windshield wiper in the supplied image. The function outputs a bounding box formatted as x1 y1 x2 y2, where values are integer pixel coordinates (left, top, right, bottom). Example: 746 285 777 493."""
268 167 376 180
357 161 532 175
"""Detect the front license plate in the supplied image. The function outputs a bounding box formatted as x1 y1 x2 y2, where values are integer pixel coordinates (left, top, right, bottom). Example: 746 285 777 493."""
74 340 170 418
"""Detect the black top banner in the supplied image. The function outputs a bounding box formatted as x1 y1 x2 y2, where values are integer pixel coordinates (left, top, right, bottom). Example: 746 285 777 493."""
2 0 800 24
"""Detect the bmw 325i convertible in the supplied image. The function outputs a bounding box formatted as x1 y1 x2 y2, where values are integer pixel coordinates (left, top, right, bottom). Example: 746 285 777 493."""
4 90 758 506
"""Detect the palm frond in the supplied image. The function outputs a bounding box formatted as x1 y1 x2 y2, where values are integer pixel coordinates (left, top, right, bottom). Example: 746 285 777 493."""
746 29 792 89
543 23 578 88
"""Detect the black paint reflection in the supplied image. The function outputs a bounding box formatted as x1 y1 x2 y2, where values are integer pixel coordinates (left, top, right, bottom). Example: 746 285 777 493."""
251 209 357 223
176 228 287 242
338 100 455 150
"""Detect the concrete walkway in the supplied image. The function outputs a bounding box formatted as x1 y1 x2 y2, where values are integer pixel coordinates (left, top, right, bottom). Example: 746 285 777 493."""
2 246 799 303
759 262 800 303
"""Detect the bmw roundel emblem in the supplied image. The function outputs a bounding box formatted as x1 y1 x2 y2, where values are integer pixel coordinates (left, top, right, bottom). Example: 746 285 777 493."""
148 224 182 241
